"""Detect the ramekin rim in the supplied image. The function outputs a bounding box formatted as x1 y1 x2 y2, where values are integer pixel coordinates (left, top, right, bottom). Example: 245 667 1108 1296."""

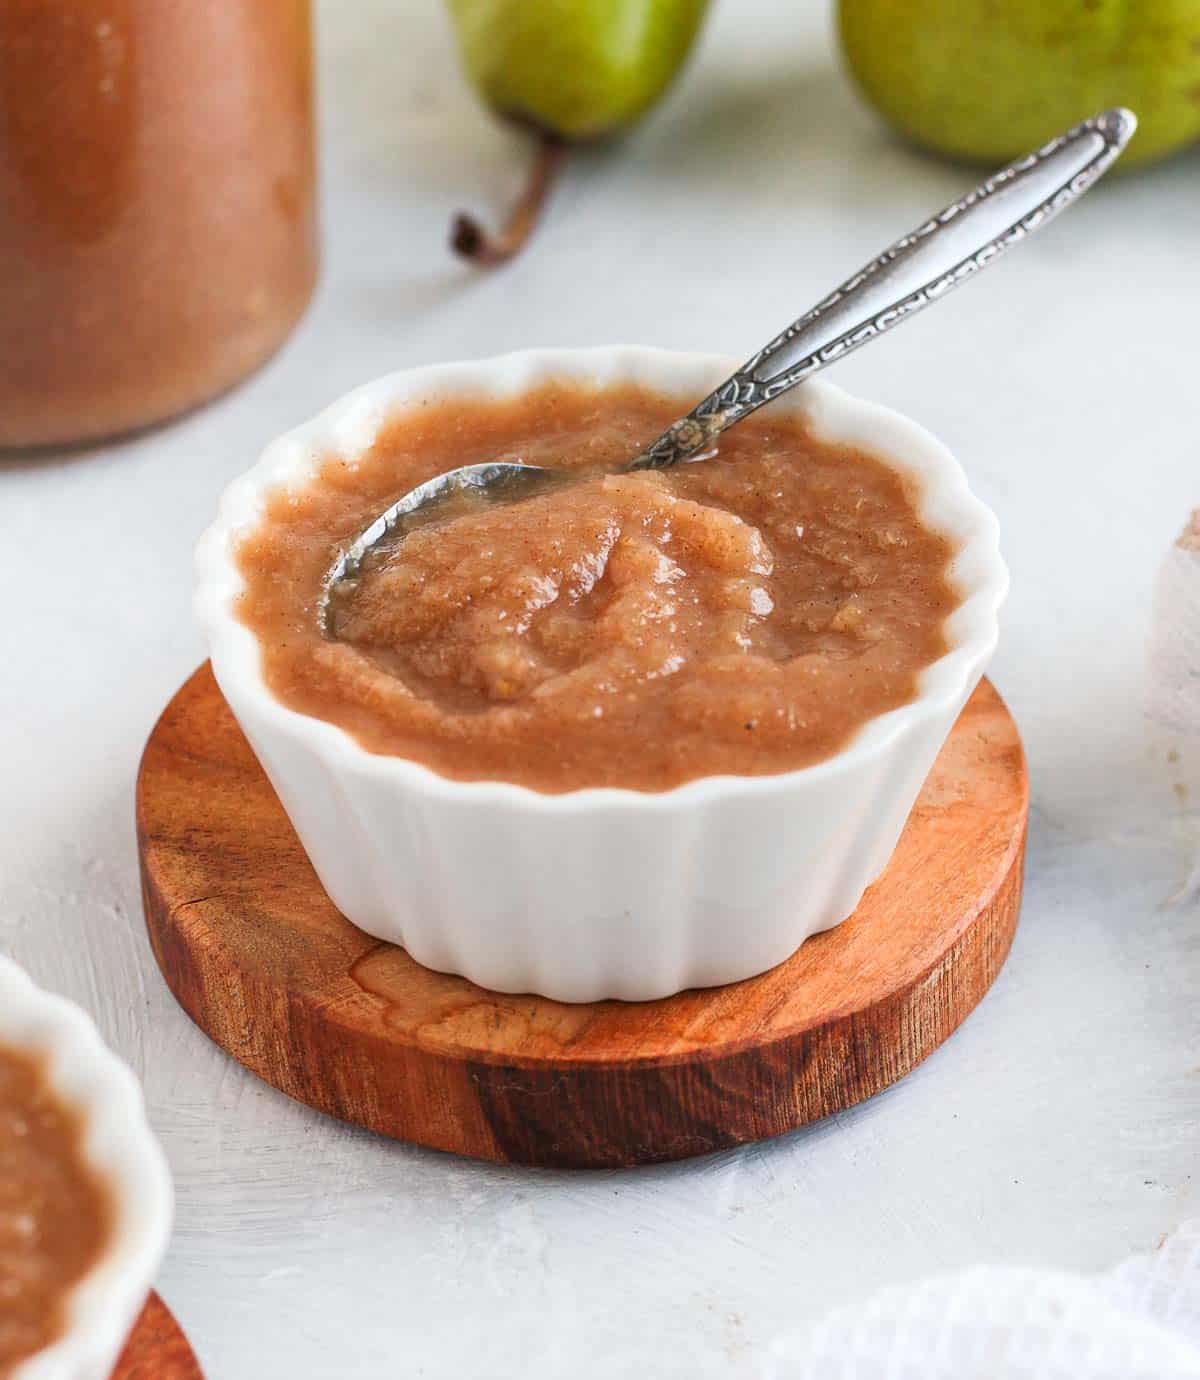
0 954 173 1380
195 345 1008 813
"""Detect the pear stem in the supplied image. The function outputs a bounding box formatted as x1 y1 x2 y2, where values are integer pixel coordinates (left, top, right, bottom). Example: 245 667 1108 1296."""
451 131 568 267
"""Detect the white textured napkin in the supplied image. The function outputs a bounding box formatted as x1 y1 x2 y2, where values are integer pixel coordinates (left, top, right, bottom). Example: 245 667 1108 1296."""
1147 511 1200 904
1148 512 1200 733
766 1219 1200 1379
764 515 1200 1379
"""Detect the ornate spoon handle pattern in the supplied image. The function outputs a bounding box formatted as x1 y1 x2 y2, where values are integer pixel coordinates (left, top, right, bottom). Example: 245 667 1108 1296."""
630 108 1135 471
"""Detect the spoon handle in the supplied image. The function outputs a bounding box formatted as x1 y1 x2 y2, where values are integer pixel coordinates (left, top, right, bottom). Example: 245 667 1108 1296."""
630 107 1136 471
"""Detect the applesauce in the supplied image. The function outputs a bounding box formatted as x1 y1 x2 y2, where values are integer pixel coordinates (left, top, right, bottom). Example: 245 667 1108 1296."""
235 383 958 792
0 1045 111 1374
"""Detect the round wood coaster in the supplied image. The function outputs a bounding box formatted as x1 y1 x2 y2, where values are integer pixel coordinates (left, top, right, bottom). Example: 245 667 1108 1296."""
113 1292 202 1380
138 664 1027 1169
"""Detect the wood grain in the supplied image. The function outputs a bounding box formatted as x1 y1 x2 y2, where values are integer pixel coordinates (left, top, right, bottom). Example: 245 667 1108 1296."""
112 1292 202 1380
137 664 1027 1169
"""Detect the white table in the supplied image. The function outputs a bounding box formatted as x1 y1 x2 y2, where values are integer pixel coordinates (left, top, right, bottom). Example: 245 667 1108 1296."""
4 2 1198 1375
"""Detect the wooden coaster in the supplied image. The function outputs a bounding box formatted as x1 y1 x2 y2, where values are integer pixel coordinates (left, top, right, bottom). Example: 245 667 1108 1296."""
113 1293 202 1380
138 665 1027 1169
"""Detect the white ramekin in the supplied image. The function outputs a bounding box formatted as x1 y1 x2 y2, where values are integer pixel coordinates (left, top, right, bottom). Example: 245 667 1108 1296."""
196 348 1008 1003
0 955 173 1380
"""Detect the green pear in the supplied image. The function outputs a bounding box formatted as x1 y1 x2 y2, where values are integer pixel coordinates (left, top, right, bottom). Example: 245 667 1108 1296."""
839 0 1200 168
447 0 710 263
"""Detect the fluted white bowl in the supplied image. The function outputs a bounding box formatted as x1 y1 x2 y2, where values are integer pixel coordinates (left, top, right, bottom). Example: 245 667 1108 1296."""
196 348 1007 1002
0 955 172 1380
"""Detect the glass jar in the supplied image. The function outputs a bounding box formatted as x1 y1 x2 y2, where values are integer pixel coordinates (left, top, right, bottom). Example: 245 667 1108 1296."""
0 0 317 447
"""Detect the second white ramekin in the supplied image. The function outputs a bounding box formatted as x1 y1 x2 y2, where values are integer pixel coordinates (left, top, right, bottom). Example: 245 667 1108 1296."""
196 348 1008 1002
0 954 173 1380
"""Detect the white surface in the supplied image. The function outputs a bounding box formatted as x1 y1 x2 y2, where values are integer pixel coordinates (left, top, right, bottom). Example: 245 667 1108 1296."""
197 354 1004 1001
1 0 1197 1374
0 956 171 1380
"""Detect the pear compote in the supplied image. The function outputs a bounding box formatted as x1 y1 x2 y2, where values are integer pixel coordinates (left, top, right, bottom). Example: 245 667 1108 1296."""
235 382 959 793
0 1045 111 1373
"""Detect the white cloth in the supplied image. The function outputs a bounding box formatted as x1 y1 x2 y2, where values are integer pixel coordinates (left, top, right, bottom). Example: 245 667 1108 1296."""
1148 513 1200 735
765 515 1200 1379
767 1219 1200 1380
1147 511 1200 904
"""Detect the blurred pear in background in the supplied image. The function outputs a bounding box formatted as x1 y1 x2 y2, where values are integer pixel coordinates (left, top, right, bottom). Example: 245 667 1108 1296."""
839 0 1200 168
447 0 711 263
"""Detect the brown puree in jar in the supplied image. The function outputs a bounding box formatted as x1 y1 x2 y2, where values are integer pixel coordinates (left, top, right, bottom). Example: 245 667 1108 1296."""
235 383 960 793
0 0 316 448
0 1045 111 1375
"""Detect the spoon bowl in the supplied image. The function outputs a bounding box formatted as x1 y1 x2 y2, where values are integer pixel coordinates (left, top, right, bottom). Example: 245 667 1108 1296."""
321 460 569 636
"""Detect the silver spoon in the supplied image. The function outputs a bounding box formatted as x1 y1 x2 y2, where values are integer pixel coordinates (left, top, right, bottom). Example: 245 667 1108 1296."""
320 107 1135 637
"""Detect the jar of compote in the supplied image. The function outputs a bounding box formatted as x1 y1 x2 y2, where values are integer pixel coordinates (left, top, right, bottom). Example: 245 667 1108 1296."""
0 0 317 446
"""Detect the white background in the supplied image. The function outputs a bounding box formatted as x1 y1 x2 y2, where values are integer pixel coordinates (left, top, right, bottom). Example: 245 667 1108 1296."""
3 1 1199 1376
